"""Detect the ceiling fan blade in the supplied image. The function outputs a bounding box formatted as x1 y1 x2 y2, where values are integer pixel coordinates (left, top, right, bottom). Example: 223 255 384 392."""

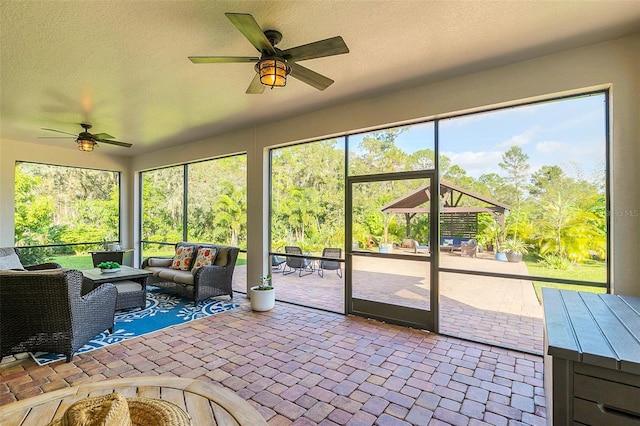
189 56 259 64
91 133 114 139
41 128 77 136
289 62 334 91
38 136 75 139
282 36 349 62
94 139 132 148
225 13 276 55
246 74 265 94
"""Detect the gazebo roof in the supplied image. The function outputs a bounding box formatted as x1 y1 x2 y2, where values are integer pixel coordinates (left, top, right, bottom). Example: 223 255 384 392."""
380 179 511 215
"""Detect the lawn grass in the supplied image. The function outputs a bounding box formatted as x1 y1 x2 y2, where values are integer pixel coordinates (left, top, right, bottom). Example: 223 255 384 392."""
51 254 93 269
523 255 607 302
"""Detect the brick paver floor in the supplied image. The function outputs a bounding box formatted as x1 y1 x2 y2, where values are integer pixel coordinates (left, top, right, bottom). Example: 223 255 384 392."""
0 297 546 425
236 251 544 354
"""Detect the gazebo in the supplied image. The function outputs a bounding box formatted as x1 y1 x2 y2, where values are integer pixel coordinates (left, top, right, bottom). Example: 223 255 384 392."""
380 179 511 244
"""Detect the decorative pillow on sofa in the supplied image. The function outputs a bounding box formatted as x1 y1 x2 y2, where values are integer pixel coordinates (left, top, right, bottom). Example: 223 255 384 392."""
171 246 195 271
214 248 228 266
0 248 24 270
193 247 218 269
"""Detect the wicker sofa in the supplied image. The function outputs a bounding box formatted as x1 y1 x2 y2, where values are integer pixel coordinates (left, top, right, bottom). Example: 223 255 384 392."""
142 242 239 302
0 269 117 362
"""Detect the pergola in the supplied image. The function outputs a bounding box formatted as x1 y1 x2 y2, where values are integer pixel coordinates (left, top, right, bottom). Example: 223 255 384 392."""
380 179 511 240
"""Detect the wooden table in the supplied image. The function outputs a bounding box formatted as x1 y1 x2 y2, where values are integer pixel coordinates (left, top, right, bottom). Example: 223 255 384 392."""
0 376 267 425
543 289 640 425
82 265 153 310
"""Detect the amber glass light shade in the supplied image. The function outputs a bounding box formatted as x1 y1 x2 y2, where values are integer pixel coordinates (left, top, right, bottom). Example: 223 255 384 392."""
257 58 290 88
77 138 95 152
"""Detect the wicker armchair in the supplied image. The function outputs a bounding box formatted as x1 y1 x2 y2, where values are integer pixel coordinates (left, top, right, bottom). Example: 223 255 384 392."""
0 247 61 270
0 269 117 362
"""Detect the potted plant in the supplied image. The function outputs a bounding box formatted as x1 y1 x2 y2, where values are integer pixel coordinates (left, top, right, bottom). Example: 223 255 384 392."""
97 261 121 273
502 238 529 263
250 275 275 311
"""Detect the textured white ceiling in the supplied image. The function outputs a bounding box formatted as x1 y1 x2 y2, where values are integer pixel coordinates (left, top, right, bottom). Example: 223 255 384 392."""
2 0 639 156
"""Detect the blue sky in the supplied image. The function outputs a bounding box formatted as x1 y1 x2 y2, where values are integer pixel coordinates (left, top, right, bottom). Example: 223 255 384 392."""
351 93 607 182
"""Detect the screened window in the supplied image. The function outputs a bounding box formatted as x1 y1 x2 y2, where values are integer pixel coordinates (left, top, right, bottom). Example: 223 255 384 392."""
14 162 120 266
348 122 435 176
140 155 247 259
270 138 346 255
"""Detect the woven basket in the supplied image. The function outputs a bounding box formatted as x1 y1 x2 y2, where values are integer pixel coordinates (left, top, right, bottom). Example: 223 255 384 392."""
47 392 191 426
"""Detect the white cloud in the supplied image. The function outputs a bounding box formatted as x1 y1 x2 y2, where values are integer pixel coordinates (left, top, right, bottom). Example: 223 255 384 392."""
442 150 503 177
497 128 537 148
535 140 567 154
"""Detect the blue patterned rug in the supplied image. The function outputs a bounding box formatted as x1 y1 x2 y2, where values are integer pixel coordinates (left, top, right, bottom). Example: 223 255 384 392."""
30 286 239 366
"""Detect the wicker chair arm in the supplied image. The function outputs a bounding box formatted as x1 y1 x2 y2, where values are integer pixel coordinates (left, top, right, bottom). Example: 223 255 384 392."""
81 282 118 305
193 264 231 283
25 262 62 271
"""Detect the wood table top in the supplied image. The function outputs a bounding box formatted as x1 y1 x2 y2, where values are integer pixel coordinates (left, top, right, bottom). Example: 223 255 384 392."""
0 376 267 425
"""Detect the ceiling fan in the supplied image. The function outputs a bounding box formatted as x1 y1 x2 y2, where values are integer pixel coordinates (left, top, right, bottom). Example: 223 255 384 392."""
39 123 132 152
189 12 349 94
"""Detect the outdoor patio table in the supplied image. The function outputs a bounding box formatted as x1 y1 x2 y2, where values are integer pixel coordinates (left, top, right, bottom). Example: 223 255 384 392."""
0 376 267 425
82 265 153 311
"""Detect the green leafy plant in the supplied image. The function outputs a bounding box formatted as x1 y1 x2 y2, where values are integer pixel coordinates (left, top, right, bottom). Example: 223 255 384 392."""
255 275 273 291
97 261 120 269
538 254 571 270
501 238 529 255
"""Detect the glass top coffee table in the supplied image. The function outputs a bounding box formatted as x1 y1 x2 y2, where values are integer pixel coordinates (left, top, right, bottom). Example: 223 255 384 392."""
82 265 153 311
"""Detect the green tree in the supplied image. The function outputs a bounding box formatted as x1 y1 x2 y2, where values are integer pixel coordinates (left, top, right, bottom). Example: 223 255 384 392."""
499 146 530 240
530 166 605 261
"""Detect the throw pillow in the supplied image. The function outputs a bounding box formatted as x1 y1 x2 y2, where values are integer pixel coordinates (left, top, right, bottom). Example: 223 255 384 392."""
193 247 218 269
214 248 228 266
0 249 24 270
170 246 195 271
147 258 173 267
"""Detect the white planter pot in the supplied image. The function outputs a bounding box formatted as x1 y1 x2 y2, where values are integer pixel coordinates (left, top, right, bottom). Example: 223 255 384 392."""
249 286 275 311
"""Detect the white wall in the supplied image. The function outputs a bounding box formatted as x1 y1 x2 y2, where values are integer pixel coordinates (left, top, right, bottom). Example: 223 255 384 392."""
3 34 638 296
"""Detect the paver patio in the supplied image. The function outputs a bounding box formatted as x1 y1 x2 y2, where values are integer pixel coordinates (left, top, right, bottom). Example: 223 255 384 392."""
234 250 543 354
0 296 546 425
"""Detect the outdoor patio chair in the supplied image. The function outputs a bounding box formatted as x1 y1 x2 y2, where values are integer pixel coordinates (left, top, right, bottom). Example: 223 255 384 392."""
283 246 314 277
0 269 117 362
271 255 286 271
318 247 342 278
0 247 61 271
461 239 478 257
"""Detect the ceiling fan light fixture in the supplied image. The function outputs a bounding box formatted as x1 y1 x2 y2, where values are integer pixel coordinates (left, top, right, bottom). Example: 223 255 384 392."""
77 138 95 152
256 57 290 88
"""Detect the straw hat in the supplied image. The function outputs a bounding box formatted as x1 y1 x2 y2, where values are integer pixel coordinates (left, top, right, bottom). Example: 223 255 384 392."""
47 392 191 426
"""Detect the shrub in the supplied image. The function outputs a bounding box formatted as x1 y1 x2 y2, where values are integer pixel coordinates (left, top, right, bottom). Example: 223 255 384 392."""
539 254 571 270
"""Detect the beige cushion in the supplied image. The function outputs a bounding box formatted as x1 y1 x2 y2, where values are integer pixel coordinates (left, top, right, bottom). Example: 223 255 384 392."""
214 247 228 266
113 280 142 293
158 269 194 285
158 269 179 281
144 266 167 277
147 258 173 267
